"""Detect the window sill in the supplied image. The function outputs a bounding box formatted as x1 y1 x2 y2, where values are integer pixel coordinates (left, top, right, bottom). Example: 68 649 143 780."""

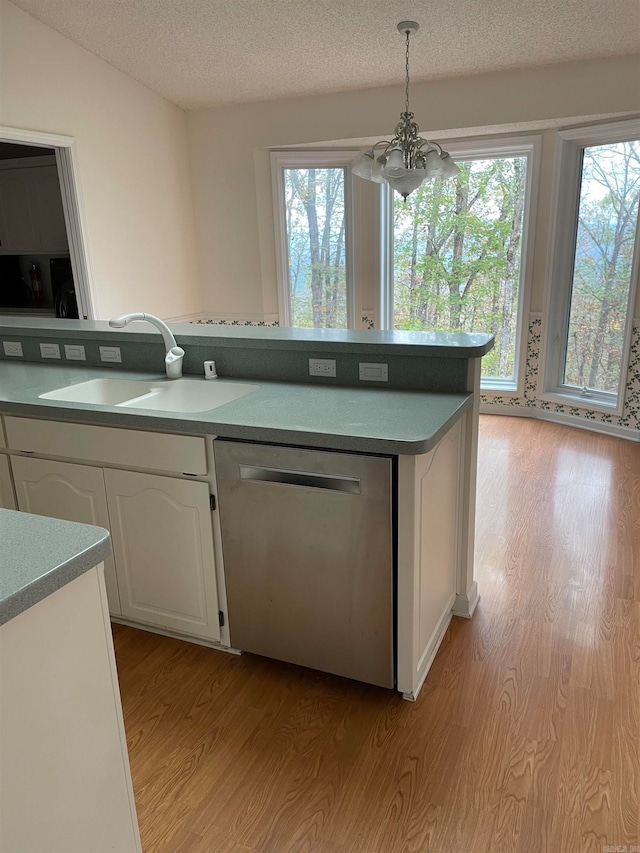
481 379 518 394
540 390 623 417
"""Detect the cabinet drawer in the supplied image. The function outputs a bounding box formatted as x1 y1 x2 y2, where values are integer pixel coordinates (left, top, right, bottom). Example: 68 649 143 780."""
4 416 207 475
0 417 6 449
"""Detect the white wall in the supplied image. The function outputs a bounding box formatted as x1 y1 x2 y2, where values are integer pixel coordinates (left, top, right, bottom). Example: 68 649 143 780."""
186 54 640 320
0 0 201 320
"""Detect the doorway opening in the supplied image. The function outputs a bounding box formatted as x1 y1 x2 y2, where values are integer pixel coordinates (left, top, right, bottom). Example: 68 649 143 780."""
0 128 95 319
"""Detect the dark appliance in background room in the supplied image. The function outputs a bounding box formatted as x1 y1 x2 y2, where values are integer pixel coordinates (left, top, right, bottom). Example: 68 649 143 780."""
0 255 31 310
0 255 78 317
50 257 78 318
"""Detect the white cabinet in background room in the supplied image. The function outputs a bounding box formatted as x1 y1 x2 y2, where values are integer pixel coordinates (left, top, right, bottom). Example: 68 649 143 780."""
104 469 220 640
0 162 68 254
32 166 69 251
10 455 122 615
0 168 39 252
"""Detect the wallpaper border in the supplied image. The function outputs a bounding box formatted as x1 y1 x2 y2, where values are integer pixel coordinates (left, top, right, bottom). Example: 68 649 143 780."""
480 317 640 435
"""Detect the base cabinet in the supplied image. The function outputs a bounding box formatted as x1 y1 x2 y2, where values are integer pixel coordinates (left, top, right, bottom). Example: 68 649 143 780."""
0 455 16 510
10 455 121 614
8 447 221 643
104 469 220 640
2 405 471 696
0 565 141 853
397 418 463 700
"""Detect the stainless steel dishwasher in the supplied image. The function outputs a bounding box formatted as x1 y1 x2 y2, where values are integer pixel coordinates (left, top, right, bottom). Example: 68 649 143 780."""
214 440 394 688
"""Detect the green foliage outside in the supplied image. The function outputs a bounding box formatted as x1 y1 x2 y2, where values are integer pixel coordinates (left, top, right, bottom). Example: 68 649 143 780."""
393 157 527 380
564 141 640 394
284 168 347 329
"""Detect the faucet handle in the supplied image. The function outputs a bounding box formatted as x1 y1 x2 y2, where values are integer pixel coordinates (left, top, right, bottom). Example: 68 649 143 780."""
165 346 185 379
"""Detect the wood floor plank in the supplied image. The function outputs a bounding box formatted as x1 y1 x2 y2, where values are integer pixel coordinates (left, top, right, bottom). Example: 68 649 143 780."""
114 415 639 852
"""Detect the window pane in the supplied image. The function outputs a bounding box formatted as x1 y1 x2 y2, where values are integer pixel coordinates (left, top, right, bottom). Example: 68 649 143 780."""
563 141 640 394
393 156 528 381
284 168 347 329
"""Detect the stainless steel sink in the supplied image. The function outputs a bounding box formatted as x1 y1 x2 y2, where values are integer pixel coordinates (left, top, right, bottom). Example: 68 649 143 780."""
39 377 259 413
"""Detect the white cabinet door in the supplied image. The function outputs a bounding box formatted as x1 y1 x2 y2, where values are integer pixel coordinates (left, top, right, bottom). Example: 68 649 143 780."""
0 455 16 509
11 456 122 616
32 165 68 251
0 169 39 252
104 469 220 641
0 165 68 253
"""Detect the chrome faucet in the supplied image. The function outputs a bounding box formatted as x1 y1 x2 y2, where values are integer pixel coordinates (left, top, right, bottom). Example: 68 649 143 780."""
108 312 185 379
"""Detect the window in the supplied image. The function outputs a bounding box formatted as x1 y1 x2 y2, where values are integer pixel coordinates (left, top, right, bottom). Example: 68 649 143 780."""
544 120 640 413
271 141 539 393
271 151 355 329
381 137 539 390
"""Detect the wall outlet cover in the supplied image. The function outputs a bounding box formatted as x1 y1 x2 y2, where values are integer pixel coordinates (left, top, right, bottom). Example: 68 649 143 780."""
3 341 23 357
309 358 337 378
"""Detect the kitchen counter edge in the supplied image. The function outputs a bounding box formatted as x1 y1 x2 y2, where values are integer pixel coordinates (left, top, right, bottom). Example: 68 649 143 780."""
0 363 474 455
0 508 111 626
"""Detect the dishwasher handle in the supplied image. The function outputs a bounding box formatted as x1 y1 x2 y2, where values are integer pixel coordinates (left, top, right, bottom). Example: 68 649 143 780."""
239 464 361 494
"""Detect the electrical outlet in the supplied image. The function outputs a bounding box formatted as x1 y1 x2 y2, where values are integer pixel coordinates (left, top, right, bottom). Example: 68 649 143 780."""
309 358 337 378
99 346 122 363
40 343 61 359
359 362 388 382
64 344 86 361
3 341 23 357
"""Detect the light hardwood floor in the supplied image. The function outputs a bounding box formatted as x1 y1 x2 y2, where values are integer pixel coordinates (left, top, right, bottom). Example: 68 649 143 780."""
113 415 640 853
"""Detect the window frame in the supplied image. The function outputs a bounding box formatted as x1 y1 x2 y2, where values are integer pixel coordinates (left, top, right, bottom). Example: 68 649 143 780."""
541 119 640 415
270 149 358 329
379 134 541 394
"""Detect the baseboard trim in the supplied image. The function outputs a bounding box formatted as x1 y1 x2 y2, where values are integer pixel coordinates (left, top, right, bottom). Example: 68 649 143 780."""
164 313 207 323
110 617 242 654
452 581 480 619
480 403 639 441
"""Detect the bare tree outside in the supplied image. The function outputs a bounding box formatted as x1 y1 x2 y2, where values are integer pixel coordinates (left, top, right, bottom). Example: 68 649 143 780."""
393 156 528 380
564 140 640 394
284 168 347 328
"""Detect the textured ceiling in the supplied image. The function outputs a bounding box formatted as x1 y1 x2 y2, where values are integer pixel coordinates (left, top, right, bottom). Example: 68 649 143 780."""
11 0 640 110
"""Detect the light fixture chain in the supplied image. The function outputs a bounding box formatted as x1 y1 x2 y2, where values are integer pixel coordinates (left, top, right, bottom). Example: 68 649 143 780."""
405 29 410 115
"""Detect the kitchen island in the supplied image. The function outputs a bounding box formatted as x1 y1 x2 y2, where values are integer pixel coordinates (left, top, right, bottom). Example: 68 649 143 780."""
0 318 493 699
0 509 141 853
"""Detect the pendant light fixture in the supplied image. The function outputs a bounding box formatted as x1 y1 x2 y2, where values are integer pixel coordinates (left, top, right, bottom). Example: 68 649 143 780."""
352 21 459 199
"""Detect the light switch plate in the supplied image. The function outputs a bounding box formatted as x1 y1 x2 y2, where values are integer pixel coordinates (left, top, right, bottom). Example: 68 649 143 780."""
40 343 61 359
64 344 86 361
359 362 388 382
3 341 23 357
99 346 122 363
